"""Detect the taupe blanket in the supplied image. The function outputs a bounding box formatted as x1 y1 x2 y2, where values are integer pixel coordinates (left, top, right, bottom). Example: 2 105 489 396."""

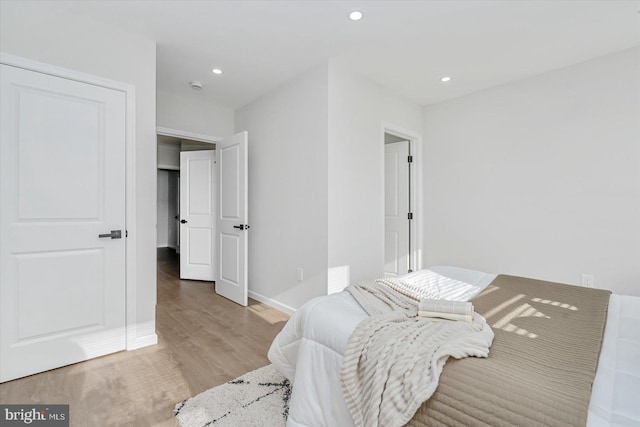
409 275 611 427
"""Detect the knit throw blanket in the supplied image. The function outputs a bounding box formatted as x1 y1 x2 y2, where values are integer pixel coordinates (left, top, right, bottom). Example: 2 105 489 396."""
341 281 494 427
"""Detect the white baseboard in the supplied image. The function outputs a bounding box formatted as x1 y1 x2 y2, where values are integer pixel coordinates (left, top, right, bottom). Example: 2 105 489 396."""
128 333 158 350
248 291 297 316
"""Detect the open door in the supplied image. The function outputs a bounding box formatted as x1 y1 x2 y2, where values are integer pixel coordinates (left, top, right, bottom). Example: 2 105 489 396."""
384 140 411 277
216 131 248 306
179 150 216 281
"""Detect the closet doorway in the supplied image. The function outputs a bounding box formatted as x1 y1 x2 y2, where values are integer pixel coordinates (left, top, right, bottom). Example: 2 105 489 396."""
383 126 423 277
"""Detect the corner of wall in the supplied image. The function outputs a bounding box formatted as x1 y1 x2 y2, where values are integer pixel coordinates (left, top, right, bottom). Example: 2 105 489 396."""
235 62 330 311
327 61 423 286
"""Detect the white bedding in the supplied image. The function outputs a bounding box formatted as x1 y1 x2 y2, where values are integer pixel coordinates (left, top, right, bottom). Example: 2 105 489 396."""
268 266 640 427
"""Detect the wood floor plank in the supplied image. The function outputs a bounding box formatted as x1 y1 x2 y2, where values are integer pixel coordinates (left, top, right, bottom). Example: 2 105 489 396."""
0 248 289 426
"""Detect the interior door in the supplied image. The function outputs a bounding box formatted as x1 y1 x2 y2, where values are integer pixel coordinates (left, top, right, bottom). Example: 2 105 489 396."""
0 64 126 382
179 150 216 281
384 140 411 277
216 131 248 306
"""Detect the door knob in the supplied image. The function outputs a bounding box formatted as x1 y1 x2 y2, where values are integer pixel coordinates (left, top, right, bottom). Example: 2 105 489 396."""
98 230 122 239
180 219 187 224
233 224 250 230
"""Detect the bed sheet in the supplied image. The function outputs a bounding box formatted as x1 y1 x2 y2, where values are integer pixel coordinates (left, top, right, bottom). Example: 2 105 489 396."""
587 293 640 427
268 267 640 427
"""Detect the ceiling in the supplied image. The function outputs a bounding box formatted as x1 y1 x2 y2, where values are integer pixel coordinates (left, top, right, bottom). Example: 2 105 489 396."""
5 1 640 110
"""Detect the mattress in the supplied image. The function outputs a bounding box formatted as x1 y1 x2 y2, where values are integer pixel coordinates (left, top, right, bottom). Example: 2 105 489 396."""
268 266 640 427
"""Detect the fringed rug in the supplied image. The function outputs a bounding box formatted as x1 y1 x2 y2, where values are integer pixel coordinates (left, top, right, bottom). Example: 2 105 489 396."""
174 365 291 426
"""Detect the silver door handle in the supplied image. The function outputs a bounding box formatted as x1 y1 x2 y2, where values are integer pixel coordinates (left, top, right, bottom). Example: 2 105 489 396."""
99 230 122 239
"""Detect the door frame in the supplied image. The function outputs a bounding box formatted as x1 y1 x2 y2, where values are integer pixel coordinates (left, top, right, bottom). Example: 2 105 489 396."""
381 122 423 274
0 53 145 350
157 126 221 144
155 127 219 275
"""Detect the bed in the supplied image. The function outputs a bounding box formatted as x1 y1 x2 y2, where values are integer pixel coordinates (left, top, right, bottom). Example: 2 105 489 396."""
268 266 640 427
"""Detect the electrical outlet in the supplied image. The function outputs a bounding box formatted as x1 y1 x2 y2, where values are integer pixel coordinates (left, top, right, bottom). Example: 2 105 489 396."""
581 274 594 288
297 267 304 282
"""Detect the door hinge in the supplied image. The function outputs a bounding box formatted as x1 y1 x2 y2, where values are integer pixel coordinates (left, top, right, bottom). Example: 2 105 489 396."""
408 155 413 163
408 212 413 220
126 230 128 238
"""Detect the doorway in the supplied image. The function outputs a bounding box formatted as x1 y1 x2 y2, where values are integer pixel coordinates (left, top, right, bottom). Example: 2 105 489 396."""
156 134 216 280
383 126 423 277
156 129 250 306
157 169 179 251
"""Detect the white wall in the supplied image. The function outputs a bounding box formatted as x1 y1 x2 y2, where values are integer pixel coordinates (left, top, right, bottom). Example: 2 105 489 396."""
157 170 169 247
167 171 179 249
157 169 179 249
423 47 640 296
328 62 423 289
235 65 329 311
235 62 422 310
157 142 180 169
157 89 234 140
1 6 158 342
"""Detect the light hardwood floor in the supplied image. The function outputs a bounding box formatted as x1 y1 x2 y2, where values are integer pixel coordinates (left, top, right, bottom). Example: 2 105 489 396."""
0 248 289 426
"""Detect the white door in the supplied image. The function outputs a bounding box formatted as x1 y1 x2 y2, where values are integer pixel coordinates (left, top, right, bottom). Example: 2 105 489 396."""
384 140 411 277
175 174 181 254
216 132 248 306
179 150 216 281
0 64 126 382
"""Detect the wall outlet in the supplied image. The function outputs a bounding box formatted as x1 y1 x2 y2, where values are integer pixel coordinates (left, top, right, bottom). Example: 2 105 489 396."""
581 274 594 288
296 267 304 282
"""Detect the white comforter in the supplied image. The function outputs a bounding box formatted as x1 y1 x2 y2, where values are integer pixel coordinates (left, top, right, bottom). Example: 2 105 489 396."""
268 266 640 427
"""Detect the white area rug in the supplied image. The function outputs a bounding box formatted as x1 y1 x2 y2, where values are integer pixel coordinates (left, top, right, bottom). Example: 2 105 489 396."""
174 365 290 426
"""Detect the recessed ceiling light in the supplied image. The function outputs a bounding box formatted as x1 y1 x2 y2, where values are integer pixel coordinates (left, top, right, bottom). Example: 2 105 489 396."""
211 68 223 75
189 81 203 90
349 11 363 21
440 76 452 82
